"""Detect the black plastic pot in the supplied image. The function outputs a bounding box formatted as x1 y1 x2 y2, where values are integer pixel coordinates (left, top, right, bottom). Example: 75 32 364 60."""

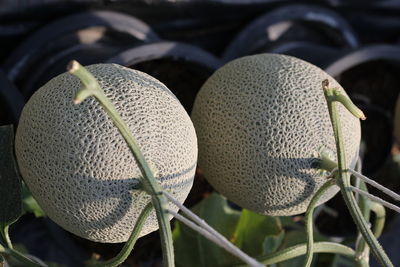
0 21 40 37
268 41 344 68
324 44 400 77
266 43 399 175
324 44 400 174
10 215 89 267
2 10 160 98
0 69 25 124
222 4 359 61
107 41 222 112
273 44 400 238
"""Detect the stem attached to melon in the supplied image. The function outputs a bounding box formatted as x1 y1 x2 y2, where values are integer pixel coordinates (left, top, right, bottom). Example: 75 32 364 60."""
303 178 336 267
323 82 393 267
88 203 153 267
68 61 175 267
0 225 12 249
316 149 337 172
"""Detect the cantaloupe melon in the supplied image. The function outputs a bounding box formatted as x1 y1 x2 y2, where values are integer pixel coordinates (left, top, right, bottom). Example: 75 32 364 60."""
15 64 198 243
191 54 360 216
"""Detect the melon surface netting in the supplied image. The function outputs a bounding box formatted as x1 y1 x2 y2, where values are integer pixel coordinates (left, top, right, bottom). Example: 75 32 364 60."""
191 53 361 216
15 64 198 243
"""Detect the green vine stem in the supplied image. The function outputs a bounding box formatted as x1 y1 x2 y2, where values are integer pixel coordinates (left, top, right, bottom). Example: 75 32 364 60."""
329 89 366 120
1 249 47 267
355 181 371 267
317 148 338 172
358 200 386 266
303 178 336 267
0 226 12 249
234 242 358 267
88 203 153 267
323 80 393 267
354 180 371 263
347 187 400 213
68 61 174 267
348 169 400 201
163 191 264 267
370 202 386 238
317 159 370 264
316 160 388 265
1 225 47 266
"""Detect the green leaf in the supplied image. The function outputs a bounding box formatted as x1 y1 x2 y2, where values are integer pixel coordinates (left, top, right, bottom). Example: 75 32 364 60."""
3 244 56 267
21 184 45 218
279 216 304 231
0 254 6 266
233 209 284 257
329 254 357 267
173 193 285 267
263 231 285 256
277 229 328 267
0 126 44 219
277 231 308 267
0 125 22 246
173 193 241 267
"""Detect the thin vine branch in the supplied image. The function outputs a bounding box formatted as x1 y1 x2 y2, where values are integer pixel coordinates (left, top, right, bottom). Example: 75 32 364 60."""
353 159 370 254
167 210 263 267
164 191 251 256
1 249 47 267
369 202 386 238
348 169 400 201
303 179 336 267
323 80 393 267
330 89 366 120
68 60 174 267
233 242 360 267
353 157 363 203
318 156 390 264
347 186 400 213
0 225 12 249
163 192 263 267
355 199 387 265
88 203 153 267
354 179 371 265
1 225 46 266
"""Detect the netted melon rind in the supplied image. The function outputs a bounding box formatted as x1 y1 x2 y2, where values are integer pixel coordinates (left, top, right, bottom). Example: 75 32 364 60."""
15 64 197 243
191 53 360 216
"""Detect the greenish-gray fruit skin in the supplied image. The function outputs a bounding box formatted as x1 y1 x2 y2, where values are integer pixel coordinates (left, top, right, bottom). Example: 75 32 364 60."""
191 54 361 216
15 64 198 243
